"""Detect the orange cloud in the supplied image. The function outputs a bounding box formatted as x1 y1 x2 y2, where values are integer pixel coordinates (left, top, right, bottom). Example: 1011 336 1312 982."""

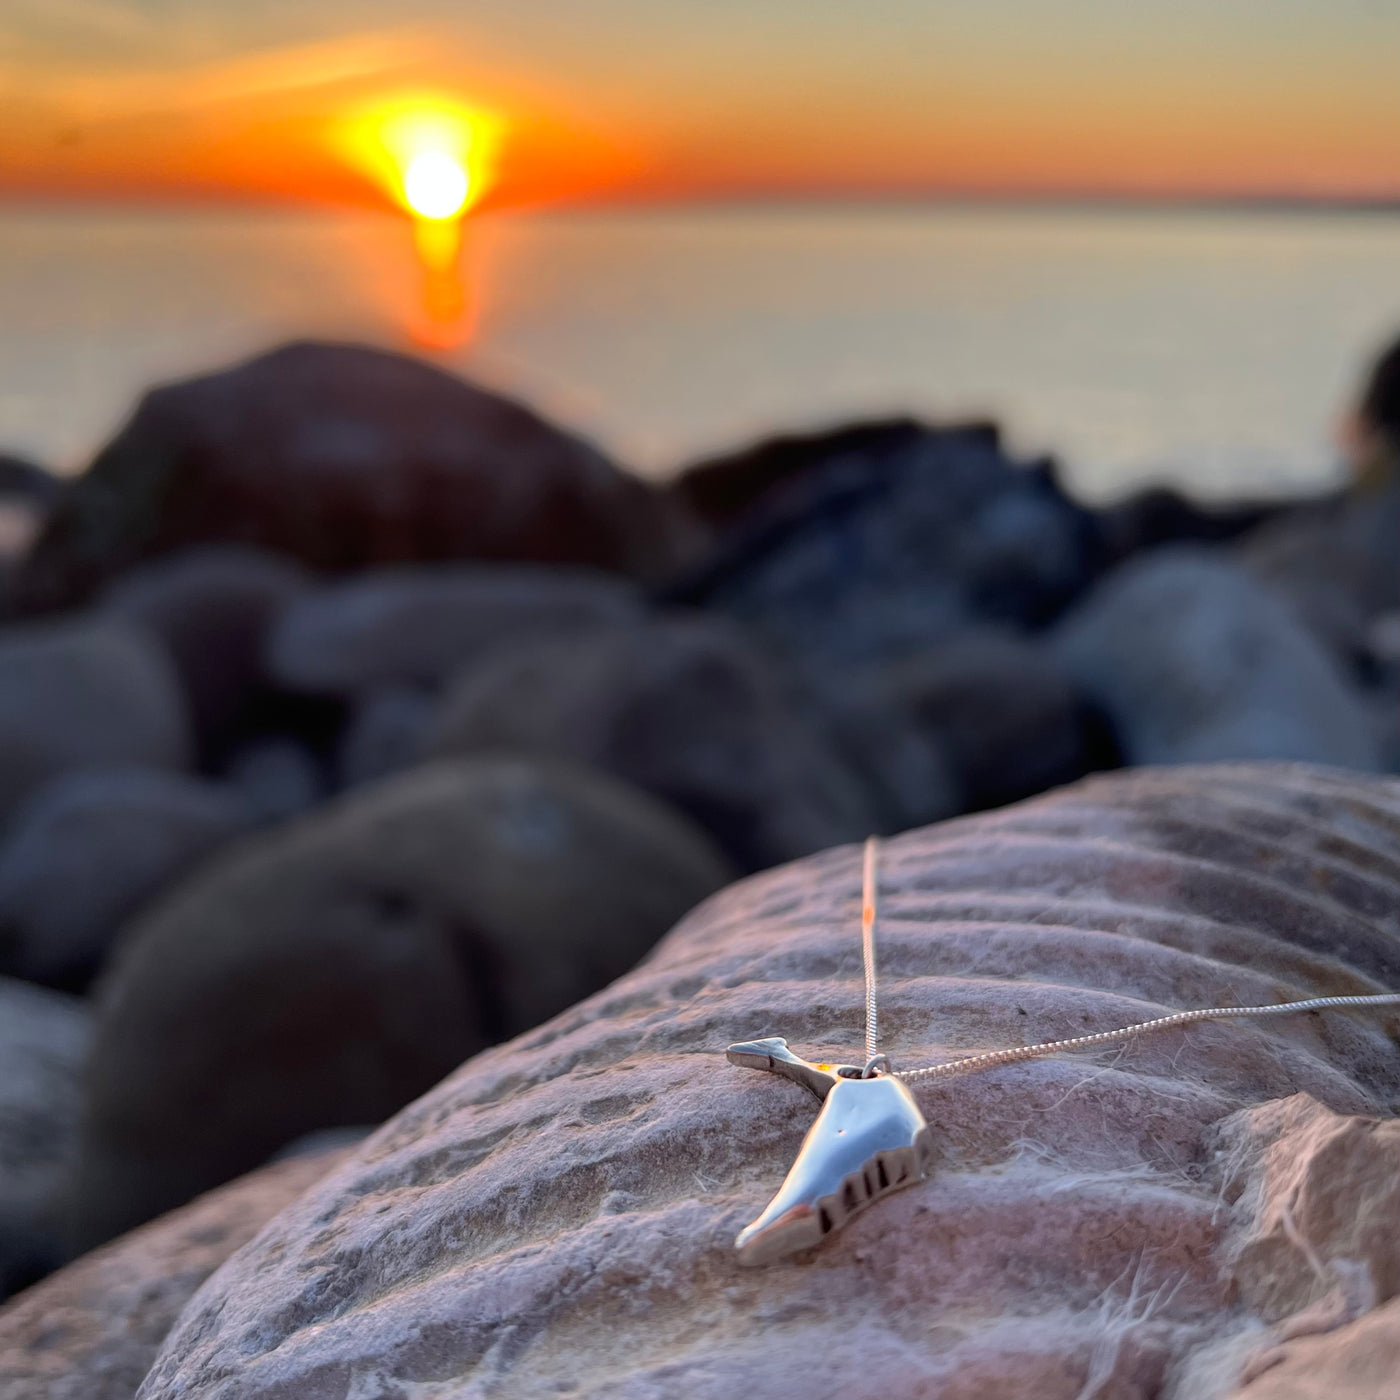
0 32 645 211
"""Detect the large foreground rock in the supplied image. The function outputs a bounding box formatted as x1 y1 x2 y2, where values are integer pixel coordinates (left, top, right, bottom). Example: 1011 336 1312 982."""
0 1146 352 1400
427 614 878 870
0 618 191 826
73 758 730 1248
13 343 699 612
139 764 1400 1399
0 980 91 1300
1054 548 1382 770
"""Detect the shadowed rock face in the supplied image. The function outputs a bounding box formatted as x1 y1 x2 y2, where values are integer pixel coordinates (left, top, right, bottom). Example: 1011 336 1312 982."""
137 764 1400 1400
0 1147 352 1400
12 342 700 613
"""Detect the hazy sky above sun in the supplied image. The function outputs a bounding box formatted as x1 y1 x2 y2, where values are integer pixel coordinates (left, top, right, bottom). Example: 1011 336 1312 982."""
2 0 1398 210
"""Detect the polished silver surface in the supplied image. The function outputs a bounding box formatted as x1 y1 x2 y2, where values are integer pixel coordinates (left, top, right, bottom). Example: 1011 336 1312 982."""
727 1038 934 1266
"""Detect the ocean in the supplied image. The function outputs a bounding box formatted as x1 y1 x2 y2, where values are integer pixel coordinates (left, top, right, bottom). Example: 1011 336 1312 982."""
1 202 1397 502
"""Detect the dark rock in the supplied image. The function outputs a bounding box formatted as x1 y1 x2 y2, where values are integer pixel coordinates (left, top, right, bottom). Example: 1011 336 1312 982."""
266 563 643 695
1053 547 1383 770
337 685 435 789
98 546 309 761
1239 485 1400 681
427 614 878 870
0 456 59 570
0 979 90 1301
0 1146 353 1400
824 630 1095 826
1094 484 1288 564
72 757 731 1247
0 454 60 508
12 342 701 613
670 422 1100 676
221 737 324 824
134 763 1400 1399
672 417 983 527
0 768 251 989
0 618 191 828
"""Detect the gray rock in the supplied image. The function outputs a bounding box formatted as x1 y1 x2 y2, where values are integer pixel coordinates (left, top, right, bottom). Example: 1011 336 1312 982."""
336 684 435 789
825 629 1092 826
1052 548 1383 770
1240 486 1400 675
222 737 323 824
0 979 91 1300
99 545 308 759
673 422 1099 676
427 614 879 870
12 342 702 613
0 1146 352 1400
135 763 1400 1399
0 618 191 828
72 757 731 1248
0 768 251 988
266 563 644 695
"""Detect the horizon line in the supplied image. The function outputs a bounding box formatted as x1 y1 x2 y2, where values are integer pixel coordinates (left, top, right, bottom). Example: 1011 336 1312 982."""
1 185 1397 219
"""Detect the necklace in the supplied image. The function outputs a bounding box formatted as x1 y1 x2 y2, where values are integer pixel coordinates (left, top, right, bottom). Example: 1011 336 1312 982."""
726 836 1400 1266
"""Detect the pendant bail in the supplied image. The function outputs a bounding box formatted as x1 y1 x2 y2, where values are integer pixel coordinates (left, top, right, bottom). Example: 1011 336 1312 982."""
861 1053 892 1079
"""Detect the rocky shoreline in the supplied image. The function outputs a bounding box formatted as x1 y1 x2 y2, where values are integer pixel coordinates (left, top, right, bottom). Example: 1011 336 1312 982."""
0 340 1396 1395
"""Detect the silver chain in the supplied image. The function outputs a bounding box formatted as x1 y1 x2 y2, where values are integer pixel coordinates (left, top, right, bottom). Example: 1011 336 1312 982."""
858 835 1400 1086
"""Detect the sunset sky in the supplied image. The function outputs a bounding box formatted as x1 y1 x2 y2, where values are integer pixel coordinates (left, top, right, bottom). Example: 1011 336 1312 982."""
2 0 1398 211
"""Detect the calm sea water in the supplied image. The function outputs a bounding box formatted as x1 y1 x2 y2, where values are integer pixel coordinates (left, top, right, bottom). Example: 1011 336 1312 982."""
1 203 1397 501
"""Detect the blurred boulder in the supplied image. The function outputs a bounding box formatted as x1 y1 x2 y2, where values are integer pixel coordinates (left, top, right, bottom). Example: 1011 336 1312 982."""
0 768 251 989
1052 548 1383 770
337 684 435 789
1239 485 1400 680
221 737 324 824
824 630 1097 827
673 416 941 527
0 979 90 1301
71 757 730 1247
11 342 701 613
1093 484 1286 564
98 545 308 762
0 618 191 828
671 421 1100 676
0 1144 352 1400
427 614 877 870
267 563 643 695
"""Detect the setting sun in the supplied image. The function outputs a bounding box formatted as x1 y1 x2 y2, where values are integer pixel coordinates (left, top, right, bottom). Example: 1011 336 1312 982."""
336 93 498 220
403 150 470 220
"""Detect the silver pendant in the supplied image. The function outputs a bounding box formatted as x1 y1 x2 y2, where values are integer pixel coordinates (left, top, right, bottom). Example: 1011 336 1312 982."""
726 1037 934 1265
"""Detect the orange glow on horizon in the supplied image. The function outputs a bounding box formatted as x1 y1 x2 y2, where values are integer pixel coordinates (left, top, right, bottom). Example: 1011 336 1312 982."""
0 24 1392 214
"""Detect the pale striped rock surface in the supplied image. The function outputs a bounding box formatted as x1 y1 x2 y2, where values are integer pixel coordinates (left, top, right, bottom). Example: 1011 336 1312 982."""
139 764 1400 1400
